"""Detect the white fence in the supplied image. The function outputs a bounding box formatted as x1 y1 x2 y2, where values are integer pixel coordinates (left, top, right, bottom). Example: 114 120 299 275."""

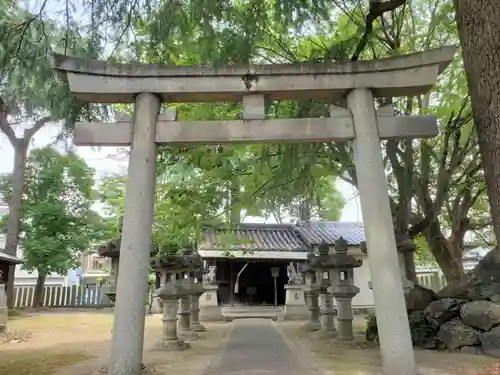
416 271 447 292
13 284 155 309
13 284 113 309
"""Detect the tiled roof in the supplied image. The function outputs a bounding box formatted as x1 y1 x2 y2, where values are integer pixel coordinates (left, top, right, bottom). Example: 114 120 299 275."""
294 221 365 246
0 250 24 265
199 223 307 252
199 221 366 252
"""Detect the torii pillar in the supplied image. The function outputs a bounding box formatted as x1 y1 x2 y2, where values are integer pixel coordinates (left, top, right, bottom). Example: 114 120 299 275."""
109 93 159 374
347 89 415 371
52 46 456 375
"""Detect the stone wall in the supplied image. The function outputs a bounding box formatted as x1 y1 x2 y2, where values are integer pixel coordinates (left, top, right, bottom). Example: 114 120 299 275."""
366 252 500 357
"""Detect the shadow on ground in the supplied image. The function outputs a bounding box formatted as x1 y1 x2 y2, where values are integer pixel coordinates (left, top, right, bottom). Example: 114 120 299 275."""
1 312 231 375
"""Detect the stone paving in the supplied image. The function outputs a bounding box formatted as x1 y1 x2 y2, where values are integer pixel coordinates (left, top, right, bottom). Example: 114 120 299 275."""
202 319 323 375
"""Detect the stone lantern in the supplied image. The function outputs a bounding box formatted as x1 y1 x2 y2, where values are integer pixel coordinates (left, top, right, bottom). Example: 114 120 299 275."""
154 278 191 350
190 266 206 332
97 218 125 303
151 248 203 350
97 238 120 303
330 237 362 341
306 243 337 336
361 229 415 296
302 254 321 331
98 234 157 304
394 229 416 295
176 248 204 339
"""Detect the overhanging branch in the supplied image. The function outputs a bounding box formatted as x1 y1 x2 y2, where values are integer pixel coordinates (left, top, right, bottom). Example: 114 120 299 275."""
0 118 18 146
24 116 52 140
351 0 406 61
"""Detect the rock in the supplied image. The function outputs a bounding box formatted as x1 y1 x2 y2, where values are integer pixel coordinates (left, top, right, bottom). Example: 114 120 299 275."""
424 298 466 330
461 301 500 331
439 251 500 301
365 313 378 342
460 346 483 355
437 319 480 350
406 285 439 312
480 325 500 358
490 295 500 303
409 310 437 349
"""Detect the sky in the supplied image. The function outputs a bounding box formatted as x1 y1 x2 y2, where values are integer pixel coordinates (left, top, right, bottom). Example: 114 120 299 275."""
0 124 363 223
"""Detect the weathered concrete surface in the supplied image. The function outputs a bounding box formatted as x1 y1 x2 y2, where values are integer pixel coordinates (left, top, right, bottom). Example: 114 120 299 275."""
107 93 160 375
52 46 456 103
73 113 438 146
284 284 308 321
202 319 322 375
242 94 265 120
348 88 416 375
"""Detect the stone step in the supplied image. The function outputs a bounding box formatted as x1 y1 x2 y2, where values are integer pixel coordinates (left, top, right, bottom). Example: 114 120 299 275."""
222 306 283 313
221 306 284 321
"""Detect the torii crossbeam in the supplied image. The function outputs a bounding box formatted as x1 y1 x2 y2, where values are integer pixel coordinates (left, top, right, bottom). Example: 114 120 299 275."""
73 104 438 146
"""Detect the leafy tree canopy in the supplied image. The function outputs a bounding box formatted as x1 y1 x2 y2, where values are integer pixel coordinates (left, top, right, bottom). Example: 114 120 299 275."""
0 146 101 275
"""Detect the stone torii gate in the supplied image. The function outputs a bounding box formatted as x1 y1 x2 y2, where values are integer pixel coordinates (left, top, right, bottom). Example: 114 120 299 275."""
52 46 455 375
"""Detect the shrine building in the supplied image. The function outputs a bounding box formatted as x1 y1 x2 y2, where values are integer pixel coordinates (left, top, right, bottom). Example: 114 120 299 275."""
197 221 373 309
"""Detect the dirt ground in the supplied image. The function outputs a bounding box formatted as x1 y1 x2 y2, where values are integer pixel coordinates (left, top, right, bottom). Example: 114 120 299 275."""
0 310 231 375
279 321 500 375
4 311 498 375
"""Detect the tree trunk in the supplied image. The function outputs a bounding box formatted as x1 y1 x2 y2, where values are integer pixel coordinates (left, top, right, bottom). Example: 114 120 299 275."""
299 199 311 221
454 0 500 248
32 272 47 309
272 210 283 224
5 141 28 309
229 178 241 225
404 253 417 284
424 222 465 283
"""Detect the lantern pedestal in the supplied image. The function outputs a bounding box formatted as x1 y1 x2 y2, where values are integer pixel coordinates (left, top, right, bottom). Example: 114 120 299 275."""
284 284 308 320
200 284 222 322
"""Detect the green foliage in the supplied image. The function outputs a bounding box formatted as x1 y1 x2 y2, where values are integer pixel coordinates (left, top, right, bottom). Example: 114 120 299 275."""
4 0 489 279
0 5 100 131
153 165 226 252
97 174 127 238
365 312 378 342
414 235 437 266
0 147 99 276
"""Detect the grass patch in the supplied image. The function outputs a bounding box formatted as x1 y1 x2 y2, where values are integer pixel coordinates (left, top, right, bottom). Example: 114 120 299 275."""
0 349 92 375
7 312 114 331
8 309 24 318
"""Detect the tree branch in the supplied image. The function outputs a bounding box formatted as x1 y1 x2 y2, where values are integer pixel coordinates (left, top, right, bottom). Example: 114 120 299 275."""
0 96 19 145
23 116 53 140
0 118 18 146
468 220 492 231
351 0 406 61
